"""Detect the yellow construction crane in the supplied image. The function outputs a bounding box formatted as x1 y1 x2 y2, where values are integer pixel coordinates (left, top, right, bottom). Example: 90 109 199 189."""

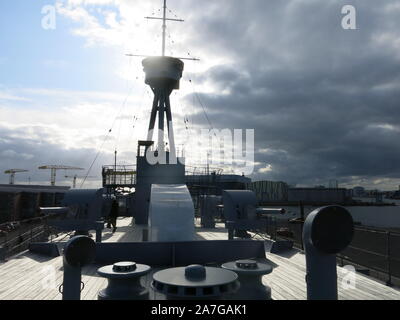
4 169 29 185
38 165 84 186
65 175 96 189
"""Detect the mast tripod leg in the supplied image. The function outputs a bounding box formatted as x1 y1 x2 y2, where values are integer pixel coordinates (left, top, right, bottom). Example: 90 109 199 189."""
157 89 166 152
147 90 160 141
165 91 176 159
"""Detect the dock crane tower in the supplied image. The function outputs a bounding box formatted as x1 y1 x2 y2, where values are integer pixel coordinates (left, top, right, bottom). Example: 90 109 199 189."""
38 165 84 186
4 169 29 185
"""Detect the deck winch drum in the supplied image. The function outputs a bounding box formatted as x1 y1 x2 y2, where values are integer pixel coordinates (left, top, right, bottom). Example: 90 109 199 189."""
97 261 151 300
151 264 239 300
221 259 273 300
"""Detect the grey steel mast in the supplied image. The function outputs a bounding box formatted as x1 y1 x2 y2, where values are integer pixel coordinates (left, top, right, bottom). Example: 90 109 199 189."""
140 0 197 158
162 0 167 56
133 0 198 225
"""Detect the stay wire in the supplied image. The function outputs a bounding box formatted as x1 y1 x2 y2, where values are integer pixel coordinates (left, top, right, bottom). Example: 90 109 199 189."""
131 85 148 144
115 85 135 152
80 86 136 189
189 78 216 134
79 128 112 189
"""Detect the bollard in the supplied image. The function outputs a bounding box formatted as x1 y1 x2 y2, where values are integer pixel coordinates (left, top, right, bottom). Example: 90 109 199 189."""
61 236 96 300
97 261 151 300
152 265 239 300
222 260 273 300
302 206 354 300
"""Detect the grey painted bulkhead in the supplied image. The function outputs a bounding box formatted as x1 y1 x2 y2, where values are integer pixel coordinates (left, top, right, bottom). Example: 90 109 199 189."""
135 152 185 225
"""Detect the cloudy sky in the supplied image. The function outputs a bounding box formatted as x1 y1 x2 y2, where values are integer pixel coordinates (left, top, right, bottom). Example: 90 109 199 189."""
1 0 400 190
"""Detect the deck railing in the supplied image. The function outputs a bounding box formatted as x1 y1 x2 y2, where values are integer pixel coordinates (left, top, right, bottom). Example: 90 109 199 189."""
265 217 400 287
102 165 137 188
0 214 63 260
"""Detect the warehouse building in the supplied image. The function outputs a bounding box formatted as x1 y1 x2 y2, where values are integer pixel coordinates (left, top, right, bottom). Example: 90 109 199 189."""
0 185 70 223
287 187 348 204
246 180 289 203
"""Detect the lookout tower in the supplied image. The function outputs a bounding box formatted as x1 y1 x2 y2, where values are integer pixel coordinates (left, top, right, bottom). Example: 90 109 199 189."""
134 0 197 225
142 56 184 155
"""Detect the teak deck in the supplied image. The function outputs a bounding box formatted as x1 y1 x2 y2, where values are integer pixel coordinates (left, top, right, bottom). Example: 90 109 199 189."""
0 217 399 300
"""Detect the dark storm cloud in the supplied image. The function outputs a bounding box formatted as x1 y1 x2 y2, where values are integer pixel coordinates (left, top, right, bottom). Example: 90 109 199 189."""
177 0 400 188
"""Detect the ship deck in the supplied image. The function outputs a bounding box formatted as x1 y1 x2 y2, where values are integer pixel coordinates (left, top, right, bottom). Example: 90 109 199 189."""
0 217 399 300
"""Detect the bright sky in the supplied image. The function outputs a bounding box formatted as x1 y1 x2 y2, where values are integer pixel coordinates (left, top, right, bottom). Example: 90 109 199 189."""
1 0 400 191
0 0 223 187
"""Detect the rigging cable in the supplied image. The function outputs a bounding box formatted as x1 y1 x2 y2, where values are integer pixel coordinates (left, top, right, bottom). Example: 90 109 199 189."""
130 85 148 143
79 128 112 189
187 76 218 169
188 78 216 135
80 85 136 189
115 85 135 152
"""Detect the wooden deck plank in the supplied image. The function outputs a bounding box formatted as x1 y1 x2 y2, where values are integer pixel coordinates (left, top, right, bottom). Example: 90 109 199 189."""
0 217 399 300
0 257 53 295
12 258 62 300
266 250 400 300
0 256 61 300
199 226 400 301
18 260 63 300
81 265 106 300
83 274 107 300
266 270 306 300
33 261 64 300
0 252 50 278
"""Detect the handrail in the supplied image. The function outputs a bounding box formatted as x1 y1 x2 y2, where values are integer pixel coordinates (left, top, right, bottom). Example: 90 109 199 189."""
8 230 45 253
354 225 400 236
0 214 64 259
268 217 400 286
2 225 44 247
0 215 49 230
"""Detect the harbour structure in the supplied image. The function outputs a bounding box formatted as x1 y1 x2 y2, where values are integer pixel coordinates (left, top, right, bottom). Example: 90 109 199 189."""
186 170 250 195
329 179 339 189
4 169 29 185
246 181 350 204
186 168 250 214
287 187 349 204
38 165 84 186
246 180 289 203
0 184 69 223
353 186 366 197
245 181 395 207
